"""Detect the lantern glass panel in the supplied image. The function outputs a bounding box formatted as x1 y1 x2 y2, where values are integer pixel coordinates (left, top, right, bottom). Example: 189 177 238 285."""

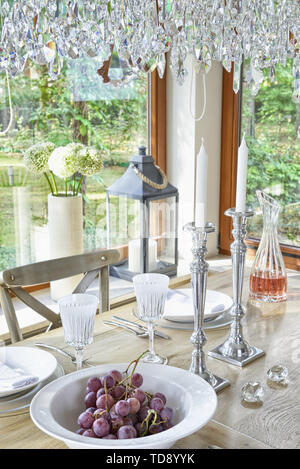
148 196 177 273
107 194 140 250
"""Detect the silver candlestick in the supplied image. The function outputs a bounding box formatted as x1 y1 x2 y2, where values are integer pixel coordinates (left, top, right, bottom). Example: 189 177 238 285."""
208 208 265 367
184 222 230 393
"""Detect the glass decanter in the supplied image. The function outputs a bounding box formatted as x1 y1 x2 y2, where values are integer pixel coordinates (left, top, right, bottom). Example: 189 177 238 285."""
249 191 287 303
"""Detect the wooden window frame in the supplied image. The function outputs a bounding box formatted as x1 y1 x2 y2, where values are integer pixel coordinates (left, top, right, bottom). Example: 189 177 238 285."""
219 68 300 271
151 70 167 172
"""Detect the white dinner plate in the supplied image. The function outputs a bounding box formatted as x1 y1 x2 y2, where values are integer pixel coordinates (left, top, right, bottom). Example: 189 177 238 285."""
163 289 233 323
0 347 58 398
158 310 233 331
0 364 64 415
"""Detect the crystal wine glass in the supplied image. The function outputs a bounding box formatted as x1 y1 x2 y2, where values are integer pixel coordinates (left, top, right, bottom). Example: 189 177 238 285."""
133 273 169 365
58 294 98 370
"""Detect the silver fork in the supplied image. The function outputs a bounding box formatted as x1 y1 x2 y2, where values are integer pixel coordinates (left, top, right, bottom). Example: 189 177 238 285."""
112 316 169 340
103 320 149 337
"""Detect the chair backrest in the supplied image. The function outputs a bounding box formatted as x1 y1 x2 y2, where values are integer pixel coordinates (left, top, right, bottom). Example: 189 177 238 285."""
0 249 119 343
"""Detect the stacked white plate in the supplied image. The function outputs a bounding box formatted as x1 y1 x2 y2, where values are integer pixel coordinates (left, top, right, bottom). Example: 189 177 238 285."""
157 289 233 331
163 289 233 323
0 347 63 415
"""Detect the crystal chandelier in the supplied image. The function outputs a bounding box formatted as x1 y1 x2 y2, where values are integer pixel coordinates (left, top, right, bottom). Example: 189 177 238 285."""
0 1 299 100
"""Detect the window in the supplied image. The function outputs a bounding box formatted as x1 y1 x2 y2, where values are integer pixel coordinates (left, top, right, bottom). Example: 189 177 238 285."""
0 63 165 273
219 65 299 270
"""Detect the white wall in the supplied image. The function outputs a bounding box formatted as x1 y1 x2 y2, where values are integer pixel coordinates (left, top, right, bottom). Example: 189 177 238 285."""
166 57 223 266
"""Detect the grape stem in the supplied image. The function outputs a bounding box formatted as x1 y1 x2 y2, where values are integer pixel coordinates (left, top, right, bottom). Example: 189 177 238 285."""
140 409 167 437
140 409 157 437
118 350 148 398
94 409 107 419
104 379 109 412
124 350 148 376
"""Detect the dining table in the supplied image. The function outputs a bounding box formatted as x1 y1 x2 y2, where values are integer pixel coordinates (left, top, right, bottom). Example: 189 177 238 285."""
0 267 299 450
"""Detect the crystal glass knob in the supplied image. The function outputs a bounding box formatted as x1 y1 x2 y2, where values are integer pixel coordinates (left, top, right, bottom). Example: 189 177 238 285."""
241 382 264 403
267 365 289 384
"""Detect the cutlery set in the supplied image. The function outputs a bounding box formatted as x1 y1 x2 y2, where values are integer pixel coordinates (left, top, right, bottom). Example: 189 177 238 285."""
33 317 169 370
103 316 170 340
33 317 169 373
34 310 229 365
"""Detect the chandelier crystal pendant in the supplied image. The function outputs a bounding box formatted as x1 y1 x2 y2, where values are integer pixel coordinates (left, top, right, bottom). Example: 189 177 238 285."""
0 1 299 101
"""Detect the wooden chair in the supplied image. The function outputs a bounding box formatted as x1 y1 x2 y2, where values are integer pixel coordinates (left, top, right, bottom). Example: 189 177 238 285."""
0 249 120 343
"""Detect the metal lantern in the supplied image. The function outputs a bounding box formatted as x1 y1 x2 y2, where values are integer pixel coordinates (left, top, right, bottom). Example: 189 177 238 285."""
106 146 179 281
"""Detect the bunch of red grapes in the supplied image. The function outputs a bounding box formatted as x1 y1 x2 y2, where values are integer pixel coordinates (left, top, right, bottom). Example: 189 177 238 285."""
76 366 174 440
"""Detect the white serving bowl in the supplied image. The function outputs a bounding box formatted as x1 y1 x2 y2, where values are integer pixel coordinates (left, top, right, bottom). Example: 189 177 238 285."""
0 347 58 398
30 363 217 449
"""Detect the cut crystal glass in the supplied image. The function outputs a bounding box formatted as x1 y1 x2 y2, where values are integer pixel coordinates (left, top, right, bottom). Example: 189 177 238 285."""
59 294 98 371
241 382 264 403
267 365 289 384
249 191 287 303
0 1 298 100
133 273 169 365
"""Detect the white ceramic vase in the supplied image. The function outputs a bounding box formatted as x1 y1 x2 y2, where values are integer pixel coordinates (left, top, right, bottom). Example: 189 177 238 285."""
48 194 83 301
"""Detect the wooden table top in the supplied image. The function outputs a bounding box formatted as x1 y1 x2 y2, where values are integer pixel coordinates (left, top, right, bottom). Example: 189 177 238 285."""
1 268 299 450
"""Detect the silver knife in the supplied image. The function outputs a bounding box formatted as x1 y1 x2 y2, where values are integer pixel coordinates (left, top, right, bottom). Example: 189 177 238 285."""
34 343 93 367
112 315 170 340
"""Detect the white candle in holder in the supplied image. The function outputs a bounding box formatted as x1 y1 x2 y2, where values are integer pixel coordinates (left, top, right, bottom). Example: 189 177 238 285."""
235 136 249 212
195 138 208 228
128 238 158 273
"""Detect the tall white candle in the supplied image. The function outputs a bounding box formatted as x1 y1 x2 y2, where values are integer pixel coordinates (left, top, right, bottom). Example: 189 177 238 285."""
195 138 208 228
128 238 158 273
235 136 249 212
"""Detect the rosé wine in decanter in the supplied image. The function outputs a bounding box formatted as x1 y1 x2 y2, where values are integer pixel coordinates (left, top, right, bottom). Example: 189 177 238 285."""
249 191 287 303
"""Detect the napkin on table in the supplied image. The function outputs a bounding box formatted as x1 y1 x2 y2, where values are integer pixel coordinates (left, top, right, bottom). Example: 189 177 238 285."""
165 289 225 317
0 362 39 390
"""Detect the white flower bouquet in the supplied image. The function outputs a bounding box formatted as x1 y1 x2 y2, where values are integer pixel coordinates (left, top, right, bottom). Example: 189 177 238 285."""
23 142 103 197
